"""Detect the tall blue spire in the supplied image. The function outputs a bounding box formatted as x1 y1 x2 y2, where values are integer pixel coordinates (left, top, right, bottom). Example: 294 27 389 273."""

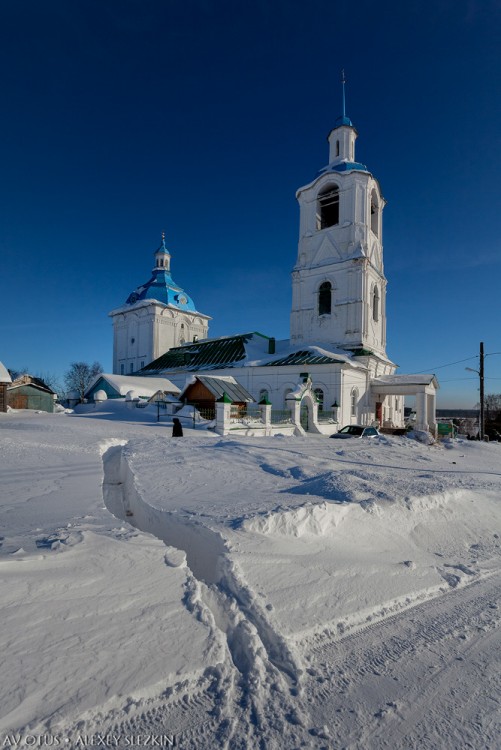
336 69 353 127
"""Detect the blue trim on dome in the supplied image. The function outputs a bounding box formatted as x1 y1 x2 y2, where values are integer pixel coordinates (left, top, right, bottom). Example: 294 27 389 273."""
331 161 368 172
319 161 368 175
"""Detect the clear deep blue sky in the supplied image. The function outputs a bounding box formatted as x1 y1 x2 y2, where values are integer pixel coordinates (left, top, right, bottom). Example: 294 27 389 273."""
1 0 500 407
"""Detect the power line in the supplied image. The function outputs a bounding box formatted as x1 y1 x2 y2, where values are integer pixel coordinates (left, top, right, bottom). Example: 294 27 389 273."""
414 355 478 374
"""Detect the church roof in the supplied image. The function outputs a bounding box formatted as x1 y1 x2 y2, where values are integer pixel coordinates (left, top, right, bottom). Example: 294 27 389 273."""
125 237 198 312
263 350 346 367
140 336 366 375
141 333 271 373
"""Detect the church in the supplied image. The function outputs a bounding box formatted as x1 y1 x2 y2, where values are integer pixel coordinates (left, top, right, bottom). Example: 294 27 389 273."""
108 88 438 435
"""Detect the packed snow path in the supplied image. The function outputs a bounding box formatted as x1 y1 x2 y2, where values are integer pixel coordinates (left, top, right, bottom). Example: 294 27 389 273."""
100 429 501 749
1 408 500 748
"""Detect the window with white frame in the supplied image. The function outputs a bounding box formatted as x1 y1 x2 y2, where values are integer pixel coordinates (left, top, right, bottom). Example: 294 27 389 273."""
351 388 358 417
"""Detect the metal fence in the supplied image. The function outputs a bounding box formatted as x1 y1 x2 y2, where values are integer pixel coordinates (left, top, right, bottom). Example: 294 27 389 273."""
270 409 293 425
230 405 263 423
316 410 337 424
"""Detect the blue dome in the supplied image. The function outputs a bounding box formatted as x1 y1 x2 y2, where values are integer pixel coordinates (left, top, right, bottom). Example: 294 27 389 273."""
126 270 197 311
126 239 198 312
335 114 353 127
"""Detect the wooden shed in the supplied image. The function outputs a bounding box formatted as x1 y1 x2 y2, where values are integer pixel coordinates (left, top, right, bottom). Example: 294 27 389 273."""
7 375 56 413
180 375 254 418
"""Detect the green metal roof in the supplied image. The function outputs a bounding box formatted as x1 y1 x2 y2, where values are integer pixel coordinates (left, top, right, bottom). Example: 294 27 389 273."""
264 350 345 367
190 376 254 403
141 332 270 373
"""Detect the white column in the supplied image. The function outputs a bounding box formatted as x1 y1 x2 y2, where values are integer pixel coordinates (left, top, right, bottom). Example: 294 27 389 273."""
415 391 428 432
427 391 437 437
215 401 231 436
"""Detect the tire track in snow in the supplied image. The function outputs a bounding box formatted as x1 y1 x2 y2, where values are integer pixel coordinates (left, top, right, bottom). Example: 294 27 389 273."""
301 575 501 749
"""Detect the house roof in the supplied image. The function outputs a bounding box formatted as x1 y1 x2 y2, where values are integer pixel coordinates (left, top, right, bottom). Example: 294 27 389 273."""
141 332 271 373
8 374 55 394
86 374 180 398
0 362 12 383
181 375 254 403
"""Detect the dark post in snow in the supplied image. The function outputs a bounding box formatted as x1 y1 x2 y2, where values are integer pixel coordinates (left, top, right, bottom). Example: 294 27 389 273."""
479 341 485 441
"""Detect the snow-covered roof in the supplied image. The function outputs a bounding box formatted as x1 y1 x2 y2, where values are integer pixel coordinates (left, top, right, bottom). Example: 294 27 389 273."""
0 361 12 383
86 374 180 399
180 375 254 403
372 374 438 387
142 334 368 374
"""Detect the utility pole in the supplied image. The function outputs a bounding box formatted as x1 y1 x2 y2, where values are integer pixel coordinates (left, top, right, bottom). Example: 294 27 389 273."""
479 341 485 440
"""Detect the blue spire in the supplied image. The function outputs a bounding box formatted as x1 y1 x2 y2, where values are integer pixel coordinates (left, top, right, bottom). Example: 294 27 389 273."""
158 230 170 254
336 69 353 127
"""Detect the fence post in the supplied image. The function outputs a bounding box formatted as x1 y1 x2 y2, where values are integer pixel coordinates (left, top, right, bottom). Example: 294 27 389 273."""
215 392 232 435
260 403 272 435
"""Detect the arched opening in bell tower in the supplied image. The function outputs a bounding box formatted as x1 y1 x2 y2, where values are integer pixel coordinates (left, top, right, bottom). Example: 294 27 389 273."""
318 282 332 316
370 189 380 237
316 185 340 230
372 285 380 322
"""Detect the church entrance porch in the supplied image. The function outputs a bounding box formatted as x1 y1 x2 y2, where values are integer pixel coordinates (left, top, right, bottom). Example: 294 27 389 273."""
371 375 439 436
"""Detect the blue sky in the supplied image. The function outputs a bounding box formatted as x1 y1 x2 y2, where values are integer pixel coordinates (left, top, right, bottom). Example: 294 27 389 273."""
1 0 500 407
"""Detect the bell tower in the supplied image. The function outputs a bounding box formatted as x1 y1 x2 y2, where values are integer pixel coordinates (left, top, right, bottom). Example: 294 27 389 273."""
290 73 388 359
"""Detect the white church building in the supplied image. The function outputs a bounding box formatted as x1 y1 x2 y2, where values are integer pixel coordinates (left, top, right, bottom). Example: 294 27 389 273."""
108 90 438 435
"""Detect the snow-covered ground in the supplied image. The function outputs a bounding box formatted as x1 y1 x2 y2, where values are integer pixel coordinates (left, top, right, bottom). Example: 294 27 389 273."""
1 403 500 749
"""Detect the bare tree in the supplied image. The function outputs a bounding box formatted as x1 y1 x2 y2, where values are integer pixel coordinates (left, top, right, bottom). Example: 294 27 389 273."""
484 394 501 421
64 361 103 401
8 366 30 380
34 372 62 395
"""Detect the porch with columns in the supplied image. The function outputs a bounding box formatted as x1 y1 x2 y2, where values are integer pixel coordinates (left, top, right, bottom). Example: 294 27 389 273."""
371 374 439 436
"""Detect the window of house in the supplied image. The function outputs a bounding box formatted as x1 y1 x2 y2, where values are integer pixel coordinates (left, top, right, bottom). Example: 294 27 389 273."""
318 282 332 316
336 140 340 157
120 364 125 375
372 286 379 322
316 185 339 230
140 361 145 369
130 363 134 373
370 189 379 237
351 389 358 417
259 389 269 403
314 388 324 412
284 388 293 408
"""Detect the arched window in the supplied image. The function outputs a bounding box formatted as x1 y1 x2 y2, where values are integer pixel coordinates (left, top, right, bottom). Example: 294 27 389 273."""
372 286 379 322
258 389 269 404
318 282 332 316
316 185 339 230
336 140 340 157
370 189 379 237
351 388 358 418
314 388 324 413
